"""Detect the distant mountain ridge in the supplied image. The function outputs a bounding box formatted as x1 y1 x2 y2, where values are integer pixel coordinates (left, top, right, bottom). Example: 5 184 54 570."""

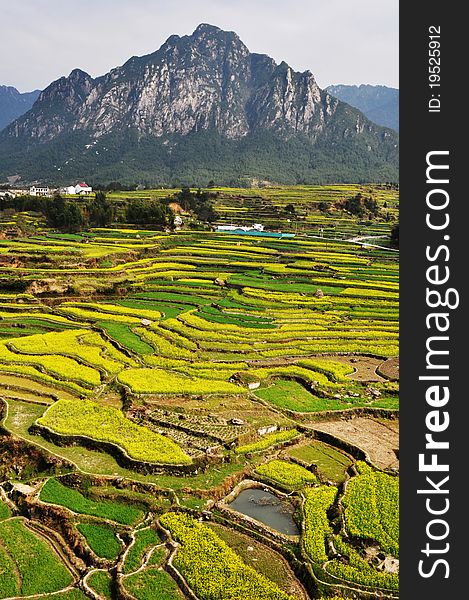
326 84 399 132
0 85 41 131
0 24 398 185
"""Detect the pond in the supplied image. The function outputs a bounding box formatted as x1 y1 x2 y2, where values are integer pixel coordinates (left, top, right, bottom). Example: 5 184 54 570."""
229 488 299 536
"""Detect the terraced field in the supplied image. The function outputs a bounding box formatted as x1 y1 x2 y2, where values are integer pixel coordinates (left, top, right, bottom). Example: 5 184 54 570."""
103 184 399 239
0 186 399 599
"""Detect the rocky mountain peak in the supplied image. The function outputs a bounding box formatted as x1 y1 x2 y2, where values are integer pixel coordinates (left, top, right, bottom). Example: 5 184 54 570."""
194 23 223 35
0 24 398 184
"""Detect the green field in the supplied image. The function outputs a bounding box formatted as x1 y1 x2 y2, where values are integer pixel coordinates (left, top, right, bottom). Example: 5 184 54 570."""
40 478 144 524
87 571 113 599
0 518 74 598
0 499 10 520
285 441 353 483
124 568 184 600
0 184 399 599
77 522 122 560
255 380 348 412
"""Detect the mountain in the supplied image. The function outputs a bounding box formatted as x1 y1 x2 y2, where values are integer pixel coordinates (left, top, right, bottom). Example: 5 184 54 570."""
0 86 41 131
0 24 398 185
326 84 399 132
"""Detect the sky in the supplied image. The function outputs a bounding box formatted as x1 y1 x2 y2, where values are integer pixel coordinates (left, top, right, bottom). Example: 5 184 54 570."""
1 0 398 93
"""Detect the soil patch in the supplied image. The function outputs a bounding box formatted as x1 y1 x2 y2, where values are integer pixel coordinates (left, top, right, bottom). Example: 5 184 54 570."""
310 417 399 471
377 357 400 381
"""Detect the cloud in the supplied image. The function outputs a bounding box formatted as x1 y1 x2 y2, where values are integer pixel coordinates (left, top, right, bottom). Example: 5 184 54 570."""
0 0 398 92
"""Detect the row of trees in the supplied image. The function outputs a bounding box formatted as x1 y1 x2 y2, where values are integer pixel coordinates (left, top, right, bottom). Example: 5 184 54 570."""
126 199 174 226
45 192 118 231
2 188 218 232
45 193 175 232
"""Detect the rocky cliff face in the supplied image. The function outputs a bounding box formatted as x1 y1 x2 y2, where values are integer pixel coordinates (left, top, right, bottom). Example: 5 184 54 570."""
4 24 368 142
0 24 398 184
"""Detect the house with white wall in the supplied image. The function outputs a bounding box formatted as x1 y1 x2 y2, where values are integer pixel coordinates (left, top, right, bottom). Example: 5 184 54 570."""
74 182 93 195
29 186 50 197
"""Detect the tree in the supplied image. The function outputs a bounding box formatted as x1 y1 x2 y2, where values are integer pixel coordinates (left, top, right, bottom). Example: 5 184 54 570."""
196 203 218 222
364 197 379 216
89 191 115 227
344 193 365 217
177 187 193 211
172 187 217 223
318 201 328 213
45 197 86 232
126 199 173 228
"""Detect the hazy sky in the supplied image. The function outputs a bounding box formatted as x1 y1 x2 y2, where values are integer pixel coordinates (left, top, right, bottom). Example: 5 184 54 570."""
1 0 398 92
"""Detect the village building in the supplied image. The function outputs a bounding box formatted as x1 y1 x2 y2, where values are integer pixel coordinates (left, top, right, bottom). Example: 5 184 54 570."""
29 185 51 197
74 182 93 195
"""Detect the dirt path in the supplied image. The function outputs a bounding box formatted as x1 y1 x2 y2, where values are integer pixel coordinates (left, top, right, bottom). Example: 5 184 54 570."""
82 569 106 600
346 235 398 252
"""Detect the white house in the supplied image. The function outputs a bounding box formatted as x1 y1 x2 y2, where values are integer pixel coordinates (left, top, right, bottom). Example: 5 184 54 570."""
74 182 93 195
257 425 278 436
29 186 50 197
